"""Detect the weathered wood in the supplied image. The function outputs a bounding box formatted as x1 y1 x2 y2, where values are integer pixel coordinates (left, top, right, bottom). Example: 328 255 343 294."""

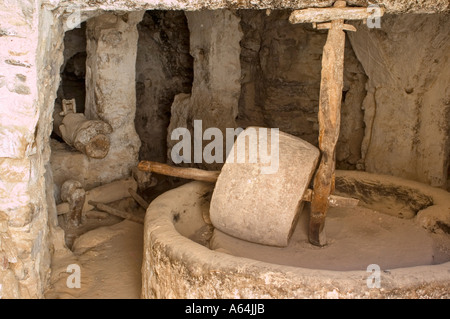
59 113 113 159
316 22 357 32
61 180 86 227
302 189 359 207
58 99 113 159
82 178 138 213
138 161 358 208
88 201 144 224
85 210 109 220
128 188 149 210
56 202 69 216
59 179 138 215
290 0 375 246
289 3 384 24
328 194 359 208
308 1 351 247
138 160 220 183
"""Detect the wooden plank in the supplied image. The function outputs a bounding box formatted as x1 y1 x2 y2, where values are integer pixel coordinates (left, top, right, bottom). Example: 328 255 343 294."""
138 160 220 183
88 201 144 224
128 188 149 210
289 5 384 24
302 189 358 207
61 180 85 227
328 195 359 207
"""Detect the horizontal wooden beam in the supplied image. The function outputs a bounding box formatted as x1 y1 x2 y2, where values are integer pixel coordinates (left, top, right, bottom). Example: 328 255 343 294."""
138 161 359 208
88 201 144 224
138 161 220 183
128 188 149 210
289 6 384 24
316 22 357 32
302 189 359 207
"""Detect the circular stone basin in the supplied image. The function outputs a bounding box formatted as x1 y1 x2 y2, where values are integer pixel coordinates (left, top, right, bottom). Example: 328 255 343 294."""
142 171 450 298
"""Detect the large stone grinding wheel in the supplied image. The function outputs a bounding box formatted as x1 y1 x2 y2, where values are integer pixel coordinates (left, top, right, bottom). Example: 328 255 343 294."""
139 129 358 247
209 127 320 247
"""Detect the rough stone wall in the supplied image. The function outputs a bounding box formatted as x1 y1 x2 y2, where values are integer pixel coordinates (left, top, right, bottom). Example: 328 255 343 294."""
167 10 242 170
349 14 450 188
0 0 65 298
135 11 193 163
47 0 450 14
1 3 147 298
238 10 367 169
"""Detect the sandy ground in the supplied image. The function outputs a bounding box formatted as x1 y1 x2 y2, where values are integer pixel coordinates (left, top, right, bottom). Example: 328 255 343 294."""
210 205 450 271
44 205 450 298
44 203 450 298
44 177 449 298
44 177 184 299
45 220 143 299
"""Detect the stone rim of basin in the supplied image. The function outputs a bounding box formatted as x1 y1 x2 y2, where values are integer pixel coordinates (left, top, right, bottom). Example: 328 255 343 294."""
142 171 450 298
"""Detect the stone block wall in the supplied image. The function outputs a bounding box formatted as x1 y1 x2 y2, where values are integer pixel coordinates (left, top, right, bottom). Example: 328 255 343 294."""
0 0 64 298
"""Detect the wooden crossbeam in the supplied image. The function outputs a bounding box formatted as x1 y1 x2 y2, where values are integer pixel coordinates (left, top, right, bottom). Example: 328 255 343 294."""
137 161 359 208
289 3 384 24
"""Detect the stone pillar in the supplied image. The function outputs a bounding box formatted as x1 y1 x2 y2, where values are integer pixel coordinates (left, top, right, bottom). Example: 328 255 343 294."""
84 12 144 186
167 10 243 170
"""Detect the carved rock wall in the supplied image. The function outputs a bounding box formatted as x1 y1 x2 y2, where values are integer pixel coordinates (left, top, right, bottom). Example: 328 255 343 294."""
238 10 367 169
135 11 193 163
52 12 144 192
167 10 243 171
349 14 450 188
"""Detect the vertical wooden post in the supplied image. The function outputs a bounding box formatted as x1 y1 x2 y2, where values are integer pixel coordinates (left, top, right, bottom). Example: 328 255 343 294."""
309 1 347 246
